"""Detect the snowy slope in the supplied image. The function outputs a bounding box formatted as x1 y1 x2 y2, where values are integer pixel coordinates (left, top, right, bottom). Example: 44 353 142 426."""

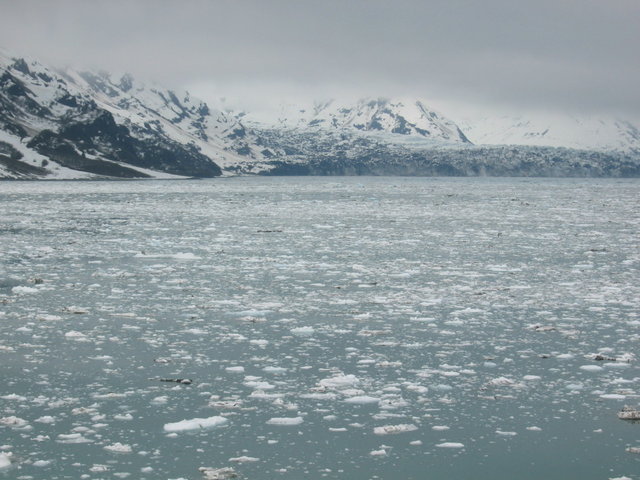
248 97 471 147
457 112 640 154
0 52 276 178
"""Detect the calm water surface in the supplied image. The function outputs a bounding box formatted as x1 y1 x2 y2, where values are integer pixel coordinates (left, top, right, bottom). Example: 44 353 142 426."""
0 177 639 479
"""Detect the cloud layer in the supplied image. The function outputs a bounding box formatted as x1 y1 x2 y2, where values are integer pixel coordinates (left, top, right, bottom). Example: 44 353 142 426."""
2 0 639 117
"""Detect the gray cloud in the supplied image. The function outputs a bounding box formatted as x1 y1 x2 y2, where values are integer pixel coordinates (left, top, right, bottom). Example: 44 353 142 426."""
1 0 639 117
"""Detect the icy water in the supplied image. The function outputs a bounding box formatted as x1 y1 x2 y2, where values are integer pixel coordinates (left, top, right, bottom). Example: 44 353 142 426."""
0 177 639 480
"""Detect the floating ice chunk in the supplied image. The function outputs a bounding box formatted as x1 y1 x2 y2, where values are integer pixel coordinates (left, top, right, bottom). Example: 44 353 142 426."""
580 365 604 372
199 467 238 479
104 443 132 453
527 426 542 431
35 416 56 424
432 425 450 431
436 442 464 448
173 252 200 260
183 328 207 335
225 366 244 373
12 285 38 295
0 452 11 470
56 433 93 443
229 456 259 463
33 460 51 467
329 427 348 432
249 390 283 400
373 424 418 435
244 380 275 390
89 464 109 472
370 448 388 456
0 416 28 429
36 314 62 321
488 377 517 386
523 375 541 381
64 331 88 341
262 366 287 374
299 393 337 401
250 339 269 347
0 394 27 401
150 396 168 405
291 326 315 336
319 374 359 389
600 394 626 400
556 354 574 360
496 430 517 436
604 363 630 370
410 440 423 445
343 396 380 405
163 416 228 433
266 417 304 426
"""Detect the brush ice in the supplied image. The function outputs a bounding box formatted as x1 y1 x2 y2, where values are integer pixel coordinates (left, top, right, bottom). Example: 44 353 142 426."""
436 442 465 448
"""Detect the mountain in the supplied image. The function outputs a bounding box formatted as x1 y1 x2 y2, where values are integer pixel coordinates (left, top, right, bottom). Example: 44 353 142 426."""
0 52 276 179
262 97 471 145
457 113 640 155
1 51 639 179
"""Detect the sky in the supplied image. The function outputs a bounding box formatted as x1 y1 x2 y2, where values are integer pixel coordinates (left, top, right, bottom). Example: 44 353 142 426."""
1 0 639 120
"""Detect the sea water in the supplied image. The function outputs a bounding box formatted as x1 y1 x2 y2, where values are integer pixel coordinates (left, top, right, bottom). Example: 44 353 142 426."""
0 177 638 479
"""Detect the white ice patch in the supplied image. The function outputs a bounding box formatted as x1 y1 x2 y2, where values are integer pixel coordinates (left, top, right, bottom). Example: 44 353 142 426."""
319 374 359 389
225 366 245 373
163 416 228 433
580 365 604 372
64 331 89 341
373 424 418 435
104 443 132 453
56 433 93 444
291 326 315 336
0 452 11 470
436 442 464 448
262 366 287 374
266 417 304 426
343 396 380 405
11 286 39 295
229 456 259 463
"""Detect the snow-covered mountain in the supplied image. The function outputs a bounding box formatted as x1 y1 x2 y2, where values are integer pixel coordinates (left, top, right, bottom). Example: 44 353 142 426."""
1 51 639 179
0 52 276 179
457 113 640 154
259 97 471 146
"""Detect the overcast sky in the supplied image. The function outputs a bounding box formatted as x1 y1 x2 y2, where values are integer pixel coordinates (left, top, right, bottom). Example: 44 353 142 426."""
1 0 639 119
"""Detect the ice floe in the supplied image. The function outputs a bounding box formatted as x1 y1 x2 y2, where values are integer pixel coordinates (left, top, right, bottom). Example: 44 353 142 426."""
163 416 228 433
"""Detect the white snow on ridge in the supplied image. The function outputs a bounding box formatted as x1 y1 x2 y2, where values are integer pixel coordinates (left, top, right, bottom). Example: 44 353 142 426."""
457 112 640 153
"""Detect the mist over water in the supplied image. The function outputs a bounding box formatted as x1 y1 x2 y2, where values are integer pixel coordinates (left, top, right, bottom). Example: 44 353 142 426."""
1 177 639 479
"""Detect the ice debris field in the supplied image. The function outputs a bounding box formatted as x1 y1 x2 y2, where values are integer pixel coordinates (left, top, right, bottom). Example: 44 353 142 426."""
0 177 639 479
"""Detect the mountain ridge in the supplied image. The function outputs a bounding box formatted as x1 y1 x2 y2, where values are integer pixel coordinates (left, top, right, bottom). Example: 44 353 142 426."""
1 52 639 179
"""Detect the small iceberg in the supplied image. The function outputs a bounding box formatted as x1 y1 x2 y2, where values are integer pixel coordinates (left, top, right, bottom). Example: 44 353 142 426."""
617 406 640 421
163 416 228 433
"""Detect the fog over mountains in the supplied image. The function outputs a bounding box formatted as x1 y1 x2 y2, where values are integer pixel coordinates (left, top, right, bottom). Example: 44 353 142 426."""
1 53 639 179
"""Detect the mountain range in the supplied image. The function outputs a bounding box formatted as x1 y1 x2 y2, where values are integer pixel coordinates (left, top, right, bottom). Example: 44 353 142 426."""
1 52 639 179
